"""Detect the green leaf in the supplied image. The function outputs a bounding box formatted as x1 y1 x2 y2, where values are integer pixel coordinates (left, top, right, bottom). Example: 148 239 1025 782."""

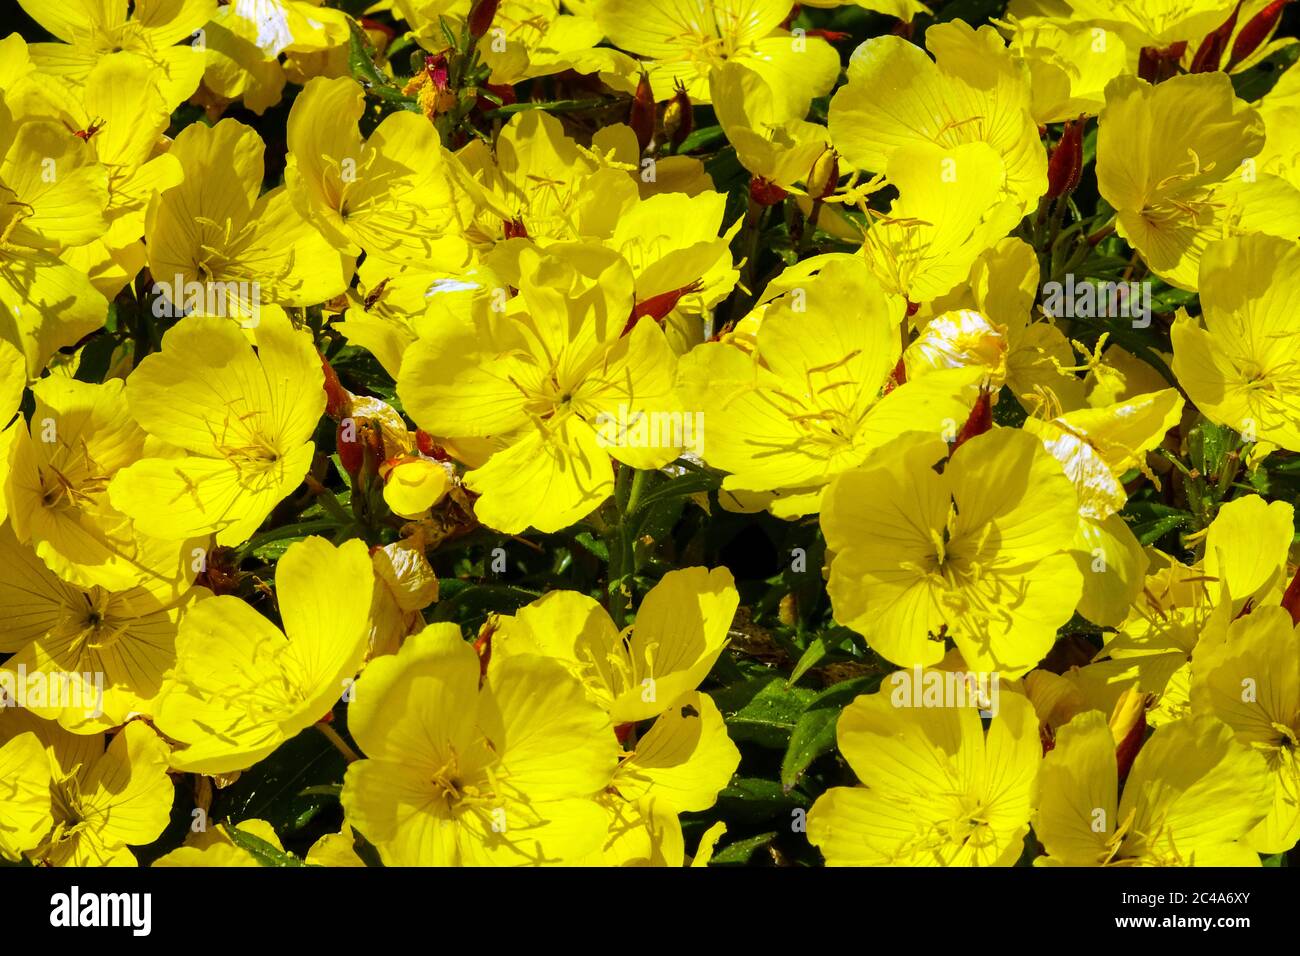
347 20 414 105
223 823 310 867
716 777 809 824
707 831 778 866
779 673 882 790
785 638 826 687
629 466 721 515
721 677 818 748
675 124 725 153
779 707 839 793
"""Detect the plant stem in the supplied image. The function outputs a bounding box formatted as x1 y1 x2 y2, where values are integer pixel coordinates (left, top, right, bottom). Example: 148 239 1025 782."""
316 722 361 763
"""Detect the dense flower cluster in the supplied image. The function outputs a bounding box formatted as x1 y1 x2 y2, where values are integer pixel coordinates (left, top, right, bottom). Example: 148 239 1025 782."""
1 0 1298 868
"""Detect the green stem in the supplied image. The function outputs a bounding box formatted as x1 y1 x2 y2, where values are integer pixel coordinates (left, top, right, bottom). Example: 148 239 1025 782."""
624 467 649 517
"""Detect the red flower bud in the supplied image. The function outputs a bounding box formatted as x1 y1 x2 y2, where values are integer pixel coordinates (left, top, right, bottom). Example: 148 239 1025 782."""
806 28 851 42
320 351 350 419
749 177 788 206
1045 117 1085 199
630 72 656 153
1114 708 1147 782
467 0 499 39
663 80 693 152
337 418 364 476
623 280 704 335
1227 0 1291 70
1137 41 1187 83
474 620 495 687
1190 1 1242 73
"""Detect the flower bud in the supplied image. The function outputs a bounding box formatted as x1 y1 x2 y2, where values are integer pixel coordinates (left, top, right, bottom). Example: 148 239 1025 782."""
1137 41 1187 83
320 351 350 419
467 0 500 40
1045 117 1085 199
1190 1 1241 73
806 147 839 200
630 71 656 153
1227 0 1290 71
663 80 693 152
749 176 788 206
1111 687 1148 781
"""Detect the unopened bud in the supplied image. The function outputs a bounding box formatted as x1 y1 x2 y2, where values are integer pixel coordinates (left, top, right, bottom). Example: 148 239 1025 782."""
1227 0 1290 70
806 147 839 200
749 176 788 206
1045 117 1085 199
663 80 693 152
1190 1 1241 73
630 72 655 153
1137 41 1188 83
1110 687 1148 780
467 0 500 39
320 351 350 419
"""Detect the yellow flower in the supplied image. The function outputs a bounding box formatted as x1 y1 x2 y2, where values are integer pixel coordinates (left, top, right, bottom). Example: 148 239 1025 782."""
286 76 471 267
709 60 830 191
1041 0 1241 49
108 313 326 546
17 0 213 109
857 143 1025 305
808 684 1040 866
490 566 740 864
146 117 352 325
9 49 184 300
494 566 738 723
1024 388 1184 625
368 539 440 659
1192 606 1300 854
1035 711 1271 866
1000 19 1128 124
398 246 680 533
1172 233 1300 450
929 237 1088 412
222 0 350 57
0 731 53 861
4 717 175 867
5 376 195 591
340 624 618 865
1097 494 1294 726
0 86 109 375
595 0 840 117
0 524 204 733
823 428 1083 677
679 254 979 517
1097 73 1300 291
153 537 374 774
829 21 1047 216
381 456 453 519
